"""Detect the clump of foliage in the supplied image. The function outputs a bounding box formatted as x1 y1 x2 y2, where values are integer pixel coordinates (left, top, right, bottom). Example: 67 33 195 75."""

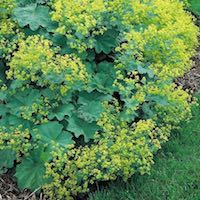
0 0 198 199
89 93 200 200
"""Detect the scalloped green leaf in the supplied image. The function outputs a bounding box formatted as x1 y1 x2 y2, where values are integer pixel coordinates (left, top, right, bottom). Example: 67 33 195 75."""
40 88 59 100
13 4 54 31
137 65 154 78
142 103 155 119
6 89 41 116
0 150 16 173
67 115 100 142
7 89 40 108
0 114 32 129
77 91 111 122
36 121 74 147
77 101 103 122
48 103 74 121
15 148 50 190
89 62 116 93
78 90 112 104
147 95 169 106
94 29 119 54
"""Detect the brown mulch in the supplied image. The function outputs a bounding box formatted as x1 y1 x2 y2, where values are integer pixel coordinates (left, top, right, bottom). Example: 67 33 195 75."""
177 45 200 92
0 173 46 200
177 16 200 91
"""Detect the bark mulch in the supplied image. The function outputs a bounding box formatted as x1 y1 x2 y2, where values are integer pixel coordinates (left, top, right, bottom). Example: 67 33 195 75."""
177 16 200 91
0 173 46 200
177 45 200 92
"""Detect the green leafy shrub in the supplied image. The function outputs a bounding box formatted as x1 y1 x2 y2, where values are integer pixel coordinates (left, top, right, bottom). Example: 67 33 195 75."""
0 0 198 199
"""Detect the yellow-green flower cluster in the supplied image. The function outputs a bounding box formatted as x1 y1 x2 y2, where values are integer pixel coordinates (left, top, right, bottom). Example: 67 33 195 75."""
0 0 15 34
43 81 193 199
7 35 88 95
19 96 56 125
0 0 22 59
116 0 198 79
51 0 106 51
43 80 194 200
51 0 198 57
145 82 193 126
52 0 105 36
0 126 32 161
44 104 157 199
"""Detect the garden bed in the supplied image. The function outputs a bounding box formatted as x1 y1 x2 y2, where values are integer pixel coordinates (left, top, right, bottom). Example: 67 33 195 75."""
0 28 199 200
0 1 199 200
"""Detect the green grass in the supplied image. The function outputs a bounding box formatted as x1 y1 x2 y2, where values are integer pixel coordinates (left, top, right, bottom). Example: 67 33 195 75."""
89 93 200 200
188 0 200 15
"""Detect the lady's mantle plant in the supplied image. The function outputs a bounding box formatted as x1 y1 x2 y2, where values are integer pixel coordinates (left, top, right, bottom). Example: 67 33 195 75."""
0 0 198 199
